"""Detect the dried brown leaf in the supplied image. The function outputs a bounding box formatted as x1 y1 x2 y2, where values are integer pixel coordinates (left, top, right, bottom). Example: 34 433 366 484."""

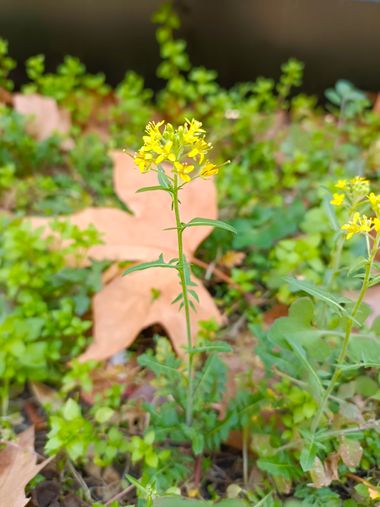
0 427 50 507
30 381 62 412
309 452 340 489
13 93 73 148
29 151 222 360
338 437 363 468
80 267 223 361
309 457 332 488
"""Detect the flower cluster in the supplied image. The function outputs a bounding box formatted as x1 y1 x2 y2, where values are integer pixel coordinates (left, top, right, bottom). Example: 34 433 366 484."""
331 176 380 239
341 212 377 240
134 119 219 182
330 176 370 208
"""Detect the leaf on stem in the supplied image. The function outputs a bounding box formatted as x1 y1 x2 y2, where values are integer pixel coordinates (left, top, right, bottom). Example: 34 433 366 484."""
185 217 237 234
124 254 178 275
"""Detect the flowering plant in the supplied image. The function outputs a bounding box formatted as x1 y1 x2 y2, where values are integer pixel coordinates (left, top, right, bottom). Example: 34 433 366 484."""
125 119 235 427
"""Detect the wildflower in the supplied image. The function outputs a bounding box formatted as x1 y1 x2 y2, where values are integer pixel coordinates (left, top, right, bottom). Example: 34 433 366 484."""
331 193 345 206
350 176 369 186
174 161 194 182
341 212 373 240
134 119 218 182
368 192 380 215
200 161 218 178
335 180 347 190
374 217 380 233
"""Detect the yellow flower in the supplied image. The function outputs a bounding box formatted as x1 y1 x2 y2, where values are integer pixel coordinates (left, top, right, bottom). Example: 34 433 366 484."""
350 176 369 186
134 119 220 182
174 161 194 182
368 192 380 215
330 193 345 206
341 212 373 240
135 150 154 173
374 217 380 233
200 161 218 178
335 179 347 190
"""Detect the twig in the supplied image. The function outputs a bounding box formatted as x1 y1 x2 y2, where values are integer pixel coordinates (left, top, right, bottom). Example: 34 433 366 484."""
104 484 135 506
67 459 93 504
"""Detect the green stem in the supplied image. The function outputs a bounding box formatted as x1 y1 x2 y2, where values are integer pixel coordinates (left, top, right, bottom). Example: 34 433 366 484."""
242 425 249 486
172 175 194 427
311 234 379 434
1 381 9 418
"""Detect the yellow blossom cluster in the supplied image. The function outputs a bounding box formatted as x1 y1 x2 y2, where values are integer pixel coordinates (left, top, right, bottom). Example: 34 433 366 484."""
341 212 378 240
134 119 219 182
330 176 370 208
331 176 380 239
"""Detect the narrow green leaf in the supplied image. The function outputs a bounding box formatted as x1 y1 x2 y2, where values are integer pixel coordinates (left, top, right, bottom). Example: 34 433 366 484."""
188 289 200 303
171 293 183 305
185 217 237 234
136 185 167 193
285 277 359 323
190 342 233 354
157 166 171 189
339 362 380 371
124 255 178 276
285 337 324 401
138 356 181 376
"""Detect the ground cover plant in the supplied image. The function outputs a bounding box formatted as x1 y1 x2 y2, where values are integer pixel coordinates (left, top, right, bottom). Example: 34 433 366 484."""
1 2 380 506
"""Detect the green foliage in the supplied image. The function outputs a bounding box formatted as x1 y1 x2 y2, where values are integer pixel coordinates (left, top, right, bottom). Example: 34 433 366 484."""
138 333 229 455
0 38 16 91
111 71 153 148
24 54 110 127
325 80 370 119
68 133 114 202
277 59 304 103
0 105 62 176
0 217 102 416
153 2 221 121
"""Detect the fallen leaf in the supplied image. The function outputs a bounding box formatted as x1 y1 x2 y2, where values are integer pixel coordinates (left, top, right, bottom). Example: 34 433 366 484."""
0 427 50 507
30 381 62 412
81 267 222 361
28 151 223 360
324 452 340 482
218 250 246 269
23 401 46 430
309 456 333 488
13 93 73 148
0 87 13 105
338 437 363 468
262 304 288 328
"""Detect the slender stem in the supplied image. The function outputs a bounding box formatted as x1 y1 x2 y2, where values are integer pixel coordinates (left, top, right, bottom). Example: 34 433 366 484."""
172 175 194 427
104 485 135 506
67 459 93 503
326 235 345 289
242 425 249 486
1 381 9 417
311 234 379 434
